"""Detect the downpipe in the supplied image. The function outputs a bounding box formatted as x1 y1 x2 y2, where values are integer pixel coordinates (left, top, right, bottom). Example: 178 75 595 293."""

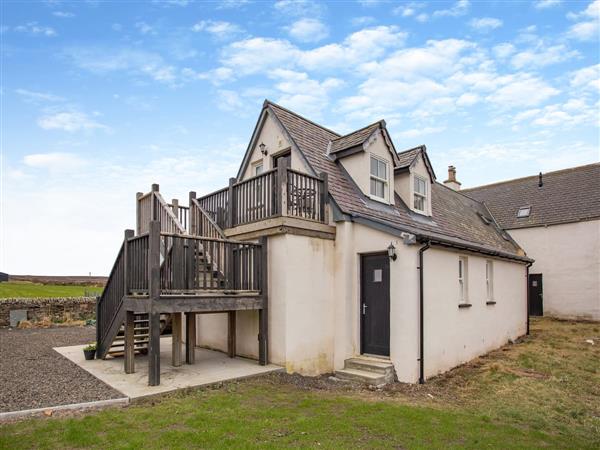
418 241 431 384
526 261 533 336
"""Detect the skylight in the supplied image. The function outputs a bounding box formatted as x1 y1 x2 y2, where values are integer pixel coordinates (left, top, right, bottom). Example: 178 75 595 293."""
517 206 531 218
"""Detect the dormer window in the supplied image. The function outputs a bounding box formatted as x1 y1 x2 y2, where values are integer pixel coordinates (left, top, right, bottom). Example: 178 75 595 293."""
370 156 388 200
414 176 428 212
517 206 531 218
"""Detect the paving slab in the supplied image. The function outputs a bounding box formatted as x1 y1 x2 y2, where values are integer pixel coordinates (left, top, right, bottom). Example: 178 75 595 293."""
55 337 282 399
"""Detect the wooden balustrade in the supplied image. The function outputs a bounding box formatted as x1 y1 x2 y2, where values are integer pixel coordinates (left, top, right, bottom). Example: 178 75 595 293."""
97 241 126 347
195 168 327 230
126 234 149 294
190 197 226 240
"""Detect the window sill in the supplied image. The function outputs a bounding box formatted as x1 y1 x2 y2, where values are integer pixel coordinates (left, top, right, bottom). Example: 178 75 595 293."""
486 300 496 305
368 194 390 205
458 303 472 309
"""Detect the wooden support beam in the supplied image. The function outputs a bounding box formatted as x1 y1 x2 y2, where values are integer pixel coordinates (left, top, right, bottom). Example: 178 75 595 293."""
185 312 196 364
227 178 236 228
135 192 143 235
171 312 182 367
124 311 135 374
148 220 161 386
228 311 236 358
189 191 197 235
123 229 134 295
277 164 288 217
258 236 269 365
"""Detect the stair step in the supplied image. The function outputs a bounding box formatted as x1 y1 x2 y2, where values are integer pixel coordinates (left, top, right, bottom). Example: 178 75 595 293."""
334 368 387 386
109 340 149 348
344 357 395 375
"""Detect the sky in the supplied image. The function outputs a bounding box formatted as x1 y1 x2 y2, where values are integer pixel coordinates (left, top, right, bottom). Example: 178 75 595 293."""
1 0 599 276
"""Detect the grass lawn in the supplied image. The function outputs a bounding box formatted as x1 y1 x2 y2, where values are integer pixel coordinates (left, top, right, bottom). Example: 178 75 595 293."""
0 282 103 299
1 318 598 449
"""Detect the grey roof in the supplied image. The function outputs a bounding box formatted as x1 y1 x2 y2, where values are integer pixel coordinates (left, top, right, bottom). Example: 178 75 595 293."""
463 163 600 230
329 121 383 153
396 146 423 168
264 101 528 261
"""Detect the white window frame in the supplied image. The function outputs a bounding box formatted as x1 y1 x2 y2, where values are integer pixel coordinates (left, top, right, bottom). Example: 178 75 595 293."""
255 164 263 176
458 256 469 304
413 175 428 213
517 206 531 218
369 155 389 202
486 260 494 302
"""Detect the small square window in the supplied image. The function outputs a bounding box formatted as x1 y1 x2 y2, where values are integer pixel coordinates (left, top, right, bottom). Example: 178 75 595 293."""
517 206 531 218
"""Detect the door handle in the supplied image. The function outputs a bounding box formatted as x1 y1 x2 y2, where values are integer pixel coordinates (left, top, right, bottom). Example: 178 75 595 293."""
362 303 368 315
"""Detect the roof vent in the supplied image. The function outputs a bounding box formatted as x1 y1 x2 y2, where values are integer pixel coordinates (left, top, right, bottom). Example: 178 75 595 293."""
517 206 531 218
538 172 543 187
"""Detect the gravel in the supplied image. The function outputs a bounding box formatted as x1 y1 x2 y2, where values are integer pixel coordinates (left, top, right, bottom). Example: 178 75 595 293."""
0 326 123 413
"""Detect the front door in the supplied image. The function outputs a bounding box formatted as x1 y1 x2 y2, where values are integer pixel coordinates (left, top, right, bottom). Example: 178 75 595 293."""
361 254 390 356
529 274 543 316
273 151 291 169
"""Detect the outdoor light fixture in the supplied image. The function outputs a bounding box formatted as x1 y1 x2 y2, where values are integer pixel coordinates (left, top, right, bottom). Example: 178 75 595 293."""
259 142 267 155
387 242 397 261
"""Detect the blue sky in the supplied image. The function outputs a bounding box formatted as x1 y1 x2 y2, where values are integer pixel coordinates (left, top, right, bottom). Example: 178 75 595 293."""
1 0 599 275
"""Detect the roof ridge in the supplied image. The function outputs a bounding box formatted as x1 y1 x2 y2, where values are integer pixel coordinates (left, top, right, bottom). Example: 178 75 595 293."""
463 162 600 191
331 120 385 142
264 99 341 137
397 145 426 156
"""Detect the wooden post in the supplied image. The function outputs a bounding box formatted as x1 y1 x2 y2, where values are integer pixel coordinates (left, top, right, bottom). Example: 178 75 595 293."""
185 312 196 364
227 178 236 228
189 191 197 236
171 312 182 367
277 164 288 217
124 311 135 374
135 192 143 235
171 198 179 217
228 311 236 358
148 220 161 386
123 229 134 295
319 172 329 224
258 236 269 365
150 184 159 221
95 296 101 350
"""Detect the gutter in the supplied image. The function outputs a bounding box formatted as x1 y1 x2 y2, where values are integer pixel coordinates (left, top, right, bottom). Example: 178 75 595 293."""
418 241 431 384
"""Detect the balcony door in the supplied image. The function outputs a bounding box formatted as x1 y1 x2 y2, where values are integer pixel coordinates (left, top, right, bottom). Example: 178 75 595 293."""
272 150 291 169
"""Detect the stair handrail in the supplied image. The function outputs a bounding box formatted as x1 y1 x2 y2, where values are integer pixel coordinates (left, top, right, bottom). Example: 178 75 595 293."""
190 196 226 239
136 184 186 236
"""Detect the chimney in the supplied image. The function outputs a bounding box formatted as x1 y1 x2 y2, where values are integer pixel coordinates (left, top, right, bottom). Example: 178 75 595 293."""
444 165 462 191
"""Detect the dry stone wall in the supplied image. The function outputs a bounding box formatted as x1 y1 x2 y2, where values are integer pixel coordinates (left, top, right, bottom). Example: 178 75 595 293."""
0 297 96 327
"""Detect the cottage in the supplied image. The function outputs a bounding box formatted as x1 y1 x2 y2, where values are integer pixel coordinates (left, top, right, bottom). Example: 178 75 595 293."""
96 101 532 386
463 164 600 321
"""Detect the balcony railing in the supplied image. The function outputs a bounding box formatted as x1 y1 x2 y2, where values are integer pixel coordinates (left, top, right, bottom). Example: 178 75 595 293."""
196 166 328 230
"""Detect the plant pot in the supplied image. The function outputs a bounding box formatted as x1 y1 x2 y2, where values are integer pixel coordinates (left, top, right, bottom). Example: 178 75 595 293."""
83 349 96 360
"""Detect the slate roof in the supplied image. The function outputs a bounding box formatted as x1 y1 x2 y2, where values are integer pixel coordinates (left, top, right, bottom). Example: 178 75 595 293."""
396 146 422 168
264 101 528 261
329 121 382 153
463 163 600 230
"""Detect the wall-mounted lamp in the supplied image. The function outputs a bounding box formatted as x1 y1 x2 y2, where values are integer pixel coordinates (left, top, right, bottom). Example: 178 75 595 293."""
387 242 397 261
259 142 268 155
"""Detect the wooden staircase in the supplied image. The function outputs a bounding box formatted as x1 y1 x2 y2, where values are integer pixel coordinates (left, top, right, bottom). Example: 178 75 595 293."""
106 313 171 357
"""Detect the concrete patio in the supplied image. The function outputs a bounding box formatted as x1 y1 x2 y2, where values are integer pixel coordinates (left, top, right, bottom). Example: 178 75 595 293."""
55 337 282 399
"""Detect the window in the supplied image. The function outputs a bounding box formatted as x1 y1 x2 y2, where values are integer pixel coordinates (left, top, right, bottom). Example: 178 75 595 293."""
486 260 494 301
458 257 468 304
517 206 531 218
255 164 263 176
414 176 427 212
370 156 388 200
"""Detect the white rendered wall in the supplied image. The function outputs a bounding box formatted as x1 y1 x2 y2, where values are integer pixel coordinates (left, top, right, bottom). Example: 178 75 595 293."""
509 220 600 321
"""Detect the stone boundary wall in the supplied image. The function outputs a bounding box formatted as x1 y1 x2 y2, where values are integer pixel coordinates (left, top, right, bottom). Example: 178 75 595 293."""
0 297 96 327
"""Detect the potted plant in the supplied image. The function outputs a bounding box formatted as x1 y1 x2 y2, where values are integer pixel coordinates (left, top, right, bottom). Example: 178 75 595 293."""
83 343 96 360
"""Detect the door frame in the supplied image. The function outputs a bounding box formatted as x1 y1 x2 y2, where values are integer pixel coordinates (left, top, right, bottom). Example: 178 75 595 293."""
359 252 391 357
528 273 543 316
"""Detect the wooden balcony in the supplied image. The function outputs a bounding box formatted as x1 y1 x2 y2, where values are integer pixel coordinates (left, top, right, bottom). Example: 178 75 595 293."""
192 165 334 240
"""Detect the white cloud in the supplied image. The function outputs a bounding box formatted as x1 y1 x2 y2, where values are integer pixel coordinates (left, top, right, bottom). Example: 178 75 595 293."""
456 93 480 106
191 20 243 39
485 74 559 108
52 11 75 18
510 44 579 69
135 21 155 35
570 64 600 91
23 152 86 171
397 126 445 139
493 43 516 59
37 111 109 132
469 17 503 31
65 47 178 84
534 0 562 9
14 22 56 37
565 0 600 41
433 0 469 18
351 16 376 26
286 18 328 43
15 89 64 103
274 0 324 17
217 0 251 8
152 0 190 6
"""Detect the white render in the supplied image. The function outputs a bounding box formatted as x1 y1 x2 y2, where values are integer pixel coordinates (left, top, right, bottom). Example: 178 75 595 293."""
508 220 600 321
194 107 529 383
